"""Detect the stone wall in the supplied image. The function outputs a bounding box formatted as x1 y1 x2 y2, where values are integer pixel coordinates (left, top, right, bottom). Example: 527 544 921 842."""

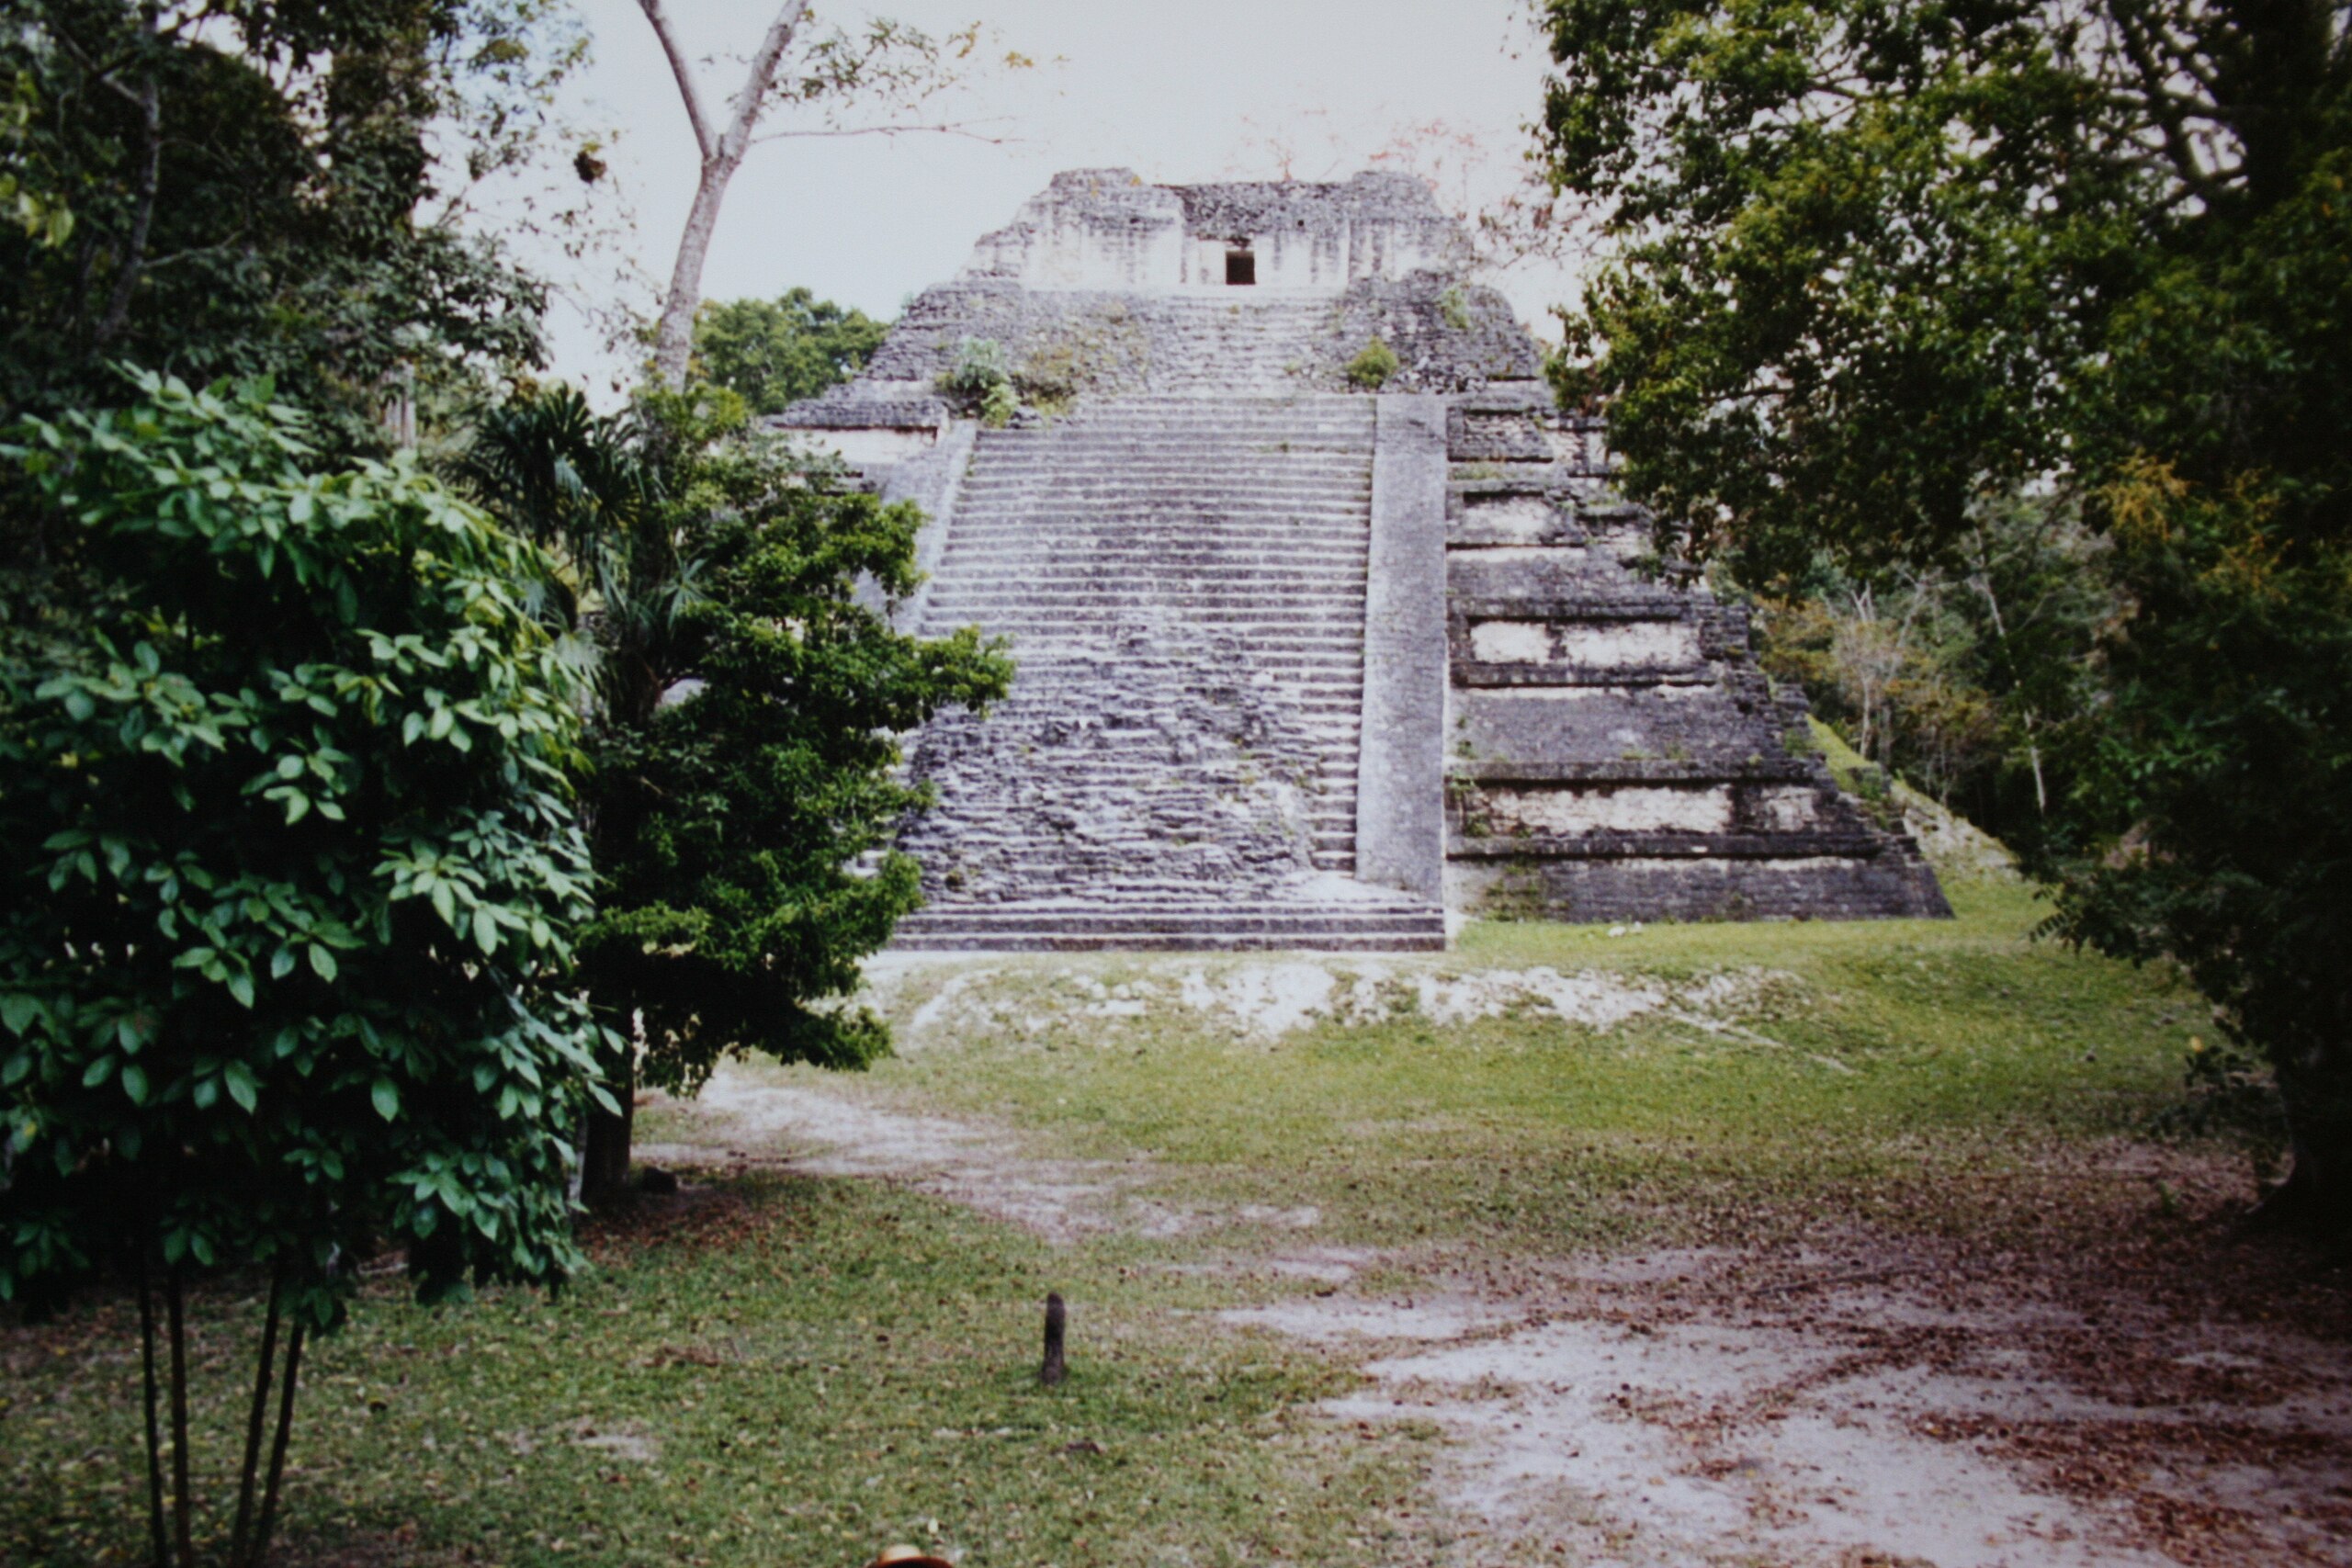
958 167 1466 292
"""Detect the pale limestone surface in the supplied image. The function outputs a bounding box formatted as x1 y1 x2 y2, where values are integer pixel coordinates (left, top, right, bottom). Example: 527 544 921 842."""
775 171 1949 946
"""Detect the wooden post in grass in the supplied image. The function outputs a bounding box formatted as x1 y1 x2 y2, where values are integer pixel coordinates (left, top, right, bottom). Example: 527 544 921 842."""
1040 1293 1068 1385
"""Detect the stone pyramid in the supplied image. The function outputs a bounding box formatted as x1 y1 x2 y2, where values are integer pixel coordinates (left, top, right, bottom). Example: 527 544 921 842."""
777 168 1949 949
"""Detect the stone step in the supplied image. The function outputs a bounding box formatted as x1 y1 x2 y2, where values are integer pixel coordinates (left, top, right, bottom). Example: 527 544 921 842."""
934 566 1370 585
963 468 1370 481
966 453 1372 467
891 930 1445 953
935 543 1371 562
957 480 1369 496
942 613 1364 629
973 438 1374 453
944 521 1369 538
933 635 1366 654
933 592 1370 605
927 594 1369 614
969 457 1372 473
972 428 1371 443
900 906 1457 935
896 906 1445 936
956 494 1372 513
899 389 1381 927
944 525 1368 541
988 413 1370 429
932 590 1369 606
988 411 1370 423
957 493 1370 505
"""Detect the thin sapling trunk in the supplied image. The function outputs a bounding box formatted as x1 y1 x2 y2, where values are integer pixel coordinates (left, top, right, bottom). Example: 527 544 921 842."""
229 1270 285 1564
249 1319 308 1567
137 1247 170 1568
165 1267 194 1568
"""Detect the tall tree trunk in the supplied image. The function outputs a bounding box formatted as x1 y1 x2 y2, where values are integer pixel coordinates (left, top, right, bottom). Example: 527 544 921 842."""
137 1247 170 1568
92 73 160 350
165 1268 194 1567
581 1045 638 1207
638 0 812 389
2262 1044 2352 1235
650 164 743 389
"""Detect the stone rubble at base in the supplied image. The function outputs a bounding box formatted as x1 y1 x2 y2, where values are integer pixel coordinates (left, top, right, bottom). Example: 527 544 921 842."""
775 168 1951 951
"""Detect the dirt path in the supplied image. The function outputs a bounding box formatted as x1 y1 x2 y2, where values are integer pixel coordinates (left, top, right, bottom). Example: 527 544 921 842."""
640 1066 1318 1246
660 1065 2352 1568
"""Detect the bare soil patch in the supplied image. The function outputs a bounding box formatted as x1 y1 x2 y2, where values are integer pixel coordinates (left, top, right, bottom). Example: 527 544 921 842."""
641 1064 1317 1245
1278 1211 2352 1567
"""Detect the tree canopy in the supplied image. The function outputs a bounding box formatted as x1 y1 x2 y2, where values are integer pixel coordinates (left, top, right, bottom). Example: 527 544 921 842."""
694 288 888 416
463 384 1012 1199
1541 0 2352 1225
0 0 574 448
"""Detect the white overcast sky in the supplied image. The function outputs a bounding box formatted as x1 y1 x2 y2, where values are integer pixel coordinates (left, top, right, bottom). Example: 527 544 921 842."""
530 0 1573 391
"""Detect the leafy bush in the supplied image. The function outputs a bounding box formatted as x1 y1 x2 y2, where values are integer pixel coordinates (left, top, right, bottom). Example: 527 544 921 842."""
1344 336 1399 390
464 382 1012 1200
0 374 605 1562
939 336 1016 425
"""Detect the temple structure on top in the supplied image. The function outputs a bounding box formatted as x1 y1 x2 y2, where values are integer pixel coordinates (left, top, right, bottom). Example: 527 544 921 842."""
776 168 1950 950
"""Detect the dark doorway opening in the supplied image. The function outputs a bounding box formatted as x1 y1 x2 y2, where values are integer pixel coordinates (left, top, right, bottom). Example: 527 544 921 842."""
1226 249 1257 286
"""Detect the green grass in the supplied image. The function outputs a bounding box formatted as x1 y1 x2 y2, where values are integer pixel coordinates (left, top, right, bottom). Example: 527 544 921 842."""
3 1179 1442 1568
844 880 2208 1254
4 884 2222 1567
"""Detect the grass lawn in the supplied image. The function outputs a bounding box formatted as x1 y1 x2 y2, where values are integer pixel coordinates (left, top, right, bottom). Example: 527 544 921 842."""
831 878 2222 1257
3 880 2267 1568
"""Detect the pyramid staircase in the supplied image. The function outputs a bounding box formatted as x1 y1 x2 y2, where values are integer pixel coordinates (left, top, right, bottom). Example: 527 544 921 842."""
890 394 1446 951
1438 390 1951 921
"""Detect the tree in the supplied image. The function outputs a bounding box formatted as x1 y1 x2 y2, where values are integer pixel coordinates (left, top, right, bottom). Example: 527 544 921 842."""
0 375 606 1565
1540 0 2352 1227
0 0 579 448
695 288 888 415
634 2 1017 388
1746 497 2111 845
463 384 1010 1201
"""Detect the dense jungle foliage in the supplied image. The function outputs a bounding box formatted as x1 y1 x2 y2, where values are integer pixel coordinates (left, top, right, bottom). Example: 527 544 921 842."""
1543 0 2352 1226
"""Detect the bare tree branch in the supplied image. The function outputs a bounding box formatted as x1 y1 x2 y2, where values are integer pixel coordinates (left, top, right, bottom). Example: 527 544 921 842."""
93 73 159 348
635 0 716 161
751 117 1016 145
644 0 812 387
2108 0 2229 204
720 0 814 155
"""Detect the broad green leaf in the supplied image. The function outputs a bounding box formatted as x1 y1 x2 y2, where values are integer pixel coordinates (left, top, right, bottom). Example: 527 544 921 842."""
370 1077 401 1122
224 1062 260 1113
